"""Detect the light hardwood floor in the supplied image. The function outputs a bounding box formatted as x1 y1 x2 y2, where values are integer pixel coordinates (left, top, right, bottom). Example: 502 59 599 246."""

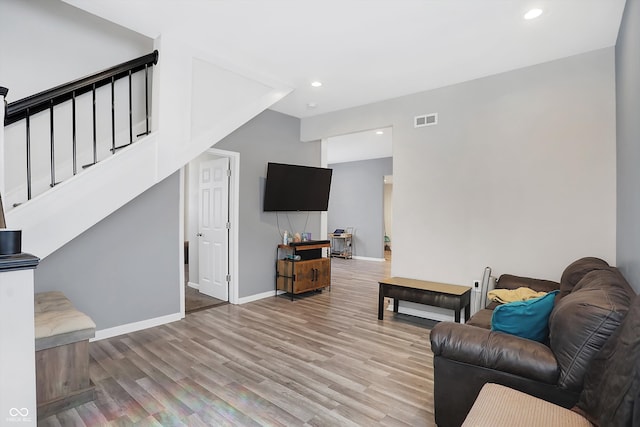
40 257 436 426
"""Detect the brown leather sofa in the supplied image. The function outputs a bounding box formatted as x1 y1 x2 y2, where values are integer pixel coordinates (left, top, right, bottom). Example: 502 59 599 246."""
430 257 636 427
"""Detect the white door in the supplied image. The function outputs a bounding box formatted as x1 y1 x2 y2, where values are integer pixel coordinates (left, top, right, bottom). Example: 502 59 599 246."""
198 157 229 301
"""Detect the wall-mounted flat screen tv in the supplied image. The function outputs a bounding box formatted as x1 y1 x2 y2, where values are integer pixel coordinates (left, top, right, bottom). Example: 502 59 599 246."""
263 162 332 211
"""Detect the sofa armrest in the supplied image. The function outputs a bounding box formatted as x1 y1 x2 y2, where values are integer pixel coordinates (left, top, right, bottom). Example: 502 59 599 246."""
430 322 559 384
497 274 560 293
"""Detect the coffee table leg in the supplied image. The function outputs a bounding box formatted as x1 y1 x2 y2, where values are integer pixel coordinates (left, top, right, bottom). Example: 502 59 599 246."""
378 284 385 320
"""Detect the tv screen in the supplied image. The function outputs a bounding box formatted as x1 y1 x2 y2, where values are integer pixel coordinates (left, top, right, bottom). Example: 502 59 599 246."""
263 163 332 211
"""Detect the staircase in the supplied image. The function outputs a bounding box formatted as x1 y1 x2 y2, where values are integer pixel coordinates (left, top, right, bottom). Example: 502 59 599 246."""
2 40 291 260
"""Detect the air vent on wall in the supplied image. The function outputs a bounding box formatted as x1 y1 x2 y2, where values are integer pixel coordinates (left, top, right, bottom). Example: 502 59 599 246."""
414 113 438 128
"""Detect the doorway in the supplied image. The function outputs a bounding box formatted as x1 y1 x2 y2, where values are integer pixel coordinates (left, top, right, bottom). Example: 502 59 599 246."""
184 148 239 313
324 127 392 261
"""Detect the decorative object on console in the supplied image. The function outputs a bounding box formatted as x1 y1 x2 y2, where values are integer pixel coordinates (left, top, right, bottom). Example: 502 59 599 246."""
0 193 22 255
0 229 21 255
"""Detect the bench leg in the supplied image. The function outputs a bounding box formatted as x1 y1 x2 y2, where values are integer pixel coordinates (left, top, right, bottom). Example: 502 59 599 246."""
378 284 385 320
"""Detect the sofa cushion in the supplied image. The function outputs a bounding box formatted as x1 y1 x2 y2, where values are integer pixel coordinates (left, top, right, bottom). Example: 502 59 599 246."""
549 269 633 392
491 291 559 342
558 257 610 305
467 308 493 329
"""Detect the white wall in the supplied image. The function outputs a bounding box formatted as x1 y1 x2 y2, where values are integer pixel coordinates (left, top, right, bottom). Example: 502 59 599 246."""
302 48 616 286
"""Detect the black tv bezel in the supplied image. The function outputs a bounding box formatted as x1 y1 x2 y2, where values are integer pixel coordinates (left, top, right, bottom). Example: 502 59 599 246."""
263 162 332 212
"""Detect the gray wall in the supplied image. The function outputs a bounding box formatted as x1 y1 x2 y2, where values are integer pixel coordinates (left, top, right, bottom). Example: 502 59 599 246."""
616 0 640 292
215 110 321 298
301 49 616 286
35 172 181 330
328 157 392 259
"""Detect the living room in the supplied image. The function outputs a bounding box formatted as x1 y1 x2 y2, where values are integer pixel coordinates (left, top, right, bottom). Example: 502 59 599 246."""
2 0 639 425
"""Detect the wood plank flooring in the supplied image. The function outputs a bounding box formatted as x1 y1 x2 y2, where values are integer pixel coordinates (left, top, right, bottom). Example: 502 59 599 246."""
40 257 436 426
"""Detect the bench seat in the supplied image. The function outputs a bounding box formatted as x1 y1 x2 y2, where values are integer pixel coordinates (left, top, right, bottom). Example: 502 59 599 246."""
34 291 96 419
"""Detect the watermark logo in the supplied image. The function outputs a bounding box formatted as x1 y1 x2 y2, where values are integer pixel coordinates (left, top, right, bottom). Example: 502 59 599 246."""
6 407 32 423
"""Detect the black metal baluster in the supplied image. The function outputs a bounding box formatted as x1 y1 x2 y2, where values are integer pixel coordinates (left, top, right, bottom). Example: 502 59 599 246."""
137 64 150 138
128 70 133 144
49 100 55 187
83 84 97 168
145 64 149 135
111 76 115 154
92 83 97 165
72 92 77 175
3 50 158 198
25 108 32 201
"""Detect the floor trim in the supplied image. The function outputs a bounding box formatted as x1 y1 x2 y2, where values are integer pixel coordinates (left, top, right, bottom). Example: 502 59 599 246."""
237 289 282 304
91 312 183 341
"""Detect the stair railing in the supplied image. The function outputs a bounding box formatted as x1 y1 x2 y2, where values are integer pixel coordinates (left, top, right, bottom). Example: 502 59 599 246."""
1 50 158 206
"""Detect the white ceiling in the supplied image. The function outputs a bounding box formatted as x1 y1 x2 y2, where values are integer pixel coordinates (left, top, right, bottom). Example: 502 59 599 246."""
64 0 627 119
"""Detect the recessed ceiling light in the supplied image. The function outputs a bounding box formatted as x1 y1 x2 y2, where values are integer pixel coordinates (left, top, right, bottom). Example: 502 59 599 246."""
524 8 543 20
307 102 317 109
376 130 384 135
311 81 322 88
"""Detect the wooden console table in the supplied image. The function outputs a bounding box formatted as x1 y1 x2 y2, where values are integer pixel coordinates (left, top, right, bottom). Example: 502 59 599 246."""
276 240 331 300
378 277 471 323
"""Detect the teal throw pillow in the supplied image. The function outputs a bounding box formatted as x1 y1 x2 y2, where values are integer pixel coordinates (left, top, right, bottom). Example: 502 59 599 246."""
491 290 559 342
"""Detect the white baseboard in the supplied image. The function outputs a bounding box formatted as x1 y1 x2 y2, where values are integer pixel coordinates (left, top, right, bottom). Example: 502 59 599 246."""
91 312 183 341
238 289 282 304
353 256 386 262
187 281 200 290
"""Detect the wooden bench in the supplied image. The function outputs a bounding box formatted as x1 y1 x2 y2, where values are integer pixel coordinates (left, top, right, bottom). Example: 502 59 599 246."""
34 291 96 419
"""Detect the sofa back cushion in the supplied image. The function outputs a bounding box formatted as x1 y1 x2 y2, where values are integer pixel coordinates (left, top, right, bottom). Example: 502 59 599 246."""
558 257 610 304
549 269 634 392
497 274 559 293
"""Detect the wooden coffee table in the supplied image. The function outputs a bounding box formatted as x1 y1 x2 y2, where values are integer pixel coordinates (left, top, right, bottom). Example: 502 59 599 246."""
378 277 471 323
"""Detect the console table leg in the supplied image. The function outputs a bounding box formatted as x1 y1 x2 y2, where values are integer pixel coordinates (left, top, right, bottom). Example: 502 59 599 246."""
378 284 385 320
